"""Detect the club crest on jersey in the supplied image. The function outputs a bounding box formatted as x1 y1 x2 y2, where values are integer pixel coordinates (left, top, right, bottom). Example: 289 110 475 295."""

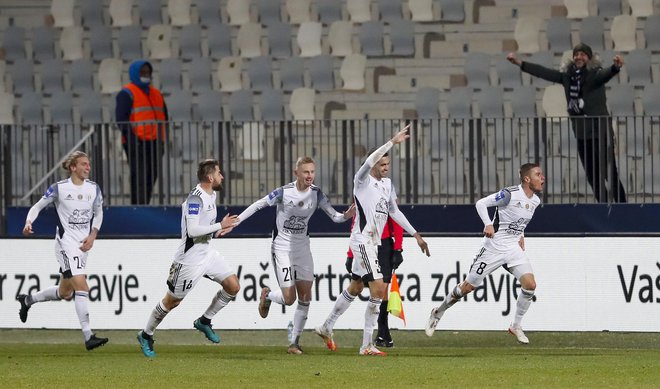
188 203 200 215
77 194 83 200
298 201 304 207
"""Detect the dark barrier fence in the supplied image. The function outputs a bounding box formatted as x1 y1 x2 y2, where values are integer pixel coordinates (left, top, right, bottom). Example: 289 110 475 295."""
1 116 658 215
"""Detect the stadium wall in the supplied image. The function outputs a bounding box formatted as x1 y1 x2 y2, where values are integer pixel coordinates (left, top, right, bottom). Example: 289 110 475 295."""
1 237 659 332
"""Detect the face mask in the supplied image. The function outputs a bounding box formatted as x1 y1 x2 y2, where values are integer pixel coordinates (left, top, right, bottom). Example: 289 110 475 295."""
140 77 151 84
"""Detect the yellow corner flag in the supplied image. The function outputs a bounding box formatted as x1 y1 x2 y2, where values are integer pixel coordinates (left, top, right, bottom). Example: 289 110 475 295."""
387 272 406 326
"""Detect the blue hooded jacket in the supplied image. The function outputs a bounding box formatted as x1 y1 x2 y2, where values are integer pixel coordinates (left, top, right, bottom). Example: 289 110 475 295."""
115 60 167 128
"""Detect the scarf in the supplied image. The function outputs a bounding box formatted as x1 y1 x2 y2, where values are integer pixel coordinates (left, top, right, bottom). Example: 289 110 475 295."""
567 65 585 115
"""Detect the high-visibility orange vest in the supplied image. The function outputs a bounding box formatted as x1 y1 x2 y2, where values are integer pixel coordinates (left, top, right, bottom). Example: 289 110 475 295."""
124 83 166 141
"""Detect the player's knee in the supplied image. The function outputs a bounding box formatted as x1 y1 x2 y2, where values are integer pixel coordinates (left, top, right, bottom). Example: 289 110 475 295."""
520 275 536 291
283 295 296 306
225 283 240 296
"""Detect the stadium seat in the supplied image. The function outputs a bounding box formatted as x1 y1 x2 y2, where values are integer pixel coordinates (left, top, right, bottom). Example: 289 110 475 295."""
18 91 43 125
40 59 65 95
297 21 323 57
415 87 440 119
641 84 660 116
239 122 265 160
629 0 654 18
328 21 354 57
546 17 572 54
139 0 163 27
579 16 605 52
98 58 123 95
439 0 465 22
511 86 537 118
643 15 660 51
118 26 144 60
347 0 372 23
229 89 254 121
60 26 84 61
447 87 472 119
0 92 15 124
237 23 263 58
595 0 621 18
611 15 637 52
146 24 173 59
316 0 342 24
465 52 491 89
195 0 222 27
377 0 402 22
542 84 568 118
208 23 233 59
167 89 194 122
196 89 223 122
286 0 311 24
90 26 115 61
626 49 652 87
10 59 35 95
179 25 203 60
247 56 273 91
157 58 183 92
608 84 635 117
81 0 105 29
32 26 57 63
257 0 281 26
389 20 415 57
2 26 26 62
78 90 103 124
168 0 192 26
259 88 285 121
279 56 305 91
340 53 366 90
51 0 75 27
217 57 243 92
359 21 385 56
514 16 542 54
267 22 293 57
188 57 213 92
69 59 95 93
308 55 335 91
290 87 316 120
227 0 251 26
494 55 521 89
49 90 74 124
109 0 134 27
564 0 590 19
409 0 434 22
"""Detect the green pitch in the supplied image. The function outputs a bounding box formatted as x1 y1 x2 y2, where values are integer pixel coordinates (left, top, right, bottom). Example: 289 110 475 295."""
2 329 660 388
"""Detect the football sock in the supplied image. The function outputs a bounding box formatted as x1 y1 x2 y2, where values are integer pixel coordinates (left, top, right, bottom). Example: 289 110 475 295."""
74 291 93 341
513 288 535 326
268 289 285 305
28 286 61 305
203 289 234 320
145 301 170 336
362 297 382 348
324 289 356 331
438 285 464 314
291 301 310 345
377 300 390 340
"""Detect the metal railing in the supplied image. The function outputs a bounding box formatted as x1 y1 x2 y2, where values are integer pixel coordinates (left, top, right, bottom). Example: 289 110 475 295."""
1 116 658 210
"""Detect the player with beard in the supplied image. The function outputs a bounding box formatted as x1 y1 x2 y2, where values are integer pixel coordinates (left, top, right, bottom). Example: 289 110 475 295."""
136 159 239 358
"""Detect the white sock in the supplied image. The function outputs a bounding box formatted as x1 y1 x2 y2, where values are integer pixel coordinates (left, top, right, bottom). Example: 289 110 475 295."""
291 301 310 345
145 301 170 336
323 289 356 331
74 291 93 341
438 285 463 314
268 289 286 305
513 288 534 326
28 286 61 305
203 289 234 320
362 297 381 348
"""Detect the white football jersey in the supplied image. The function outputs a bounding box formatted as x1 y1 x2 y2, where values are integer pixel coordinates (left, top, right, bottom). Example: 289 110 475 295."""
477 185 541 252
350 165 397 247
238 181 345 251
175 184 217 265
37 178 103 244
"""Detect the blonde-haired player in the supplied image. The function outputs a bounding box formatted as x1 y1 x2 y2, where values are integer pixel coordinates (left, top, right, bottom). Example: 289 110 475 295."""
18 151 108 351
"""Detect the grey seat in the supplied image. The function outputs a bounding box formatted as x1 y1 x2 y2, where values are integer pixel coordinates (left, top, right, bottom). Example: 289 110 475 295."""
78 90 104 124
195 0 222 27
3 26 26 61
626 49 652 87
257 0 281 26
580 16 605 52
465 52 491 89
359 21 385 56
179 24 202 60
268 22 292 57
378 0 402 22
260 88 285 121
188 57 213 92
415 87 440 119
139 0 163 27
641 84 660 116
18 91 43 125
596 0 621 17
196 89 223 121
41 59 65 94
317 0 342 24
208 23 233 59
644 15 660 51
229 90 254 121
494 55 521 88
49 91 74 124
81 0 105 28
478 87 504 118
10 59 34 95
32 26 57 62
90 26 114 61
439 0 465 22
158 58 183 92
511 86 537 117
69 59 95 93
118 26 143 60
167 89 193 122
447 86 472 119
546 17 572 54
279 56 304 90
307 55 335 91
608 84 635 117
247 56 273 91
390 20 414 57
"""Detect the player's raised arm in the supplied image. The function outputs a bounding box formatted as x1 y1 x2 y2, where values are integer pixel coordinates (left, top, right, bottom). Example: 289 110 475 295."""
355 124 411 184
